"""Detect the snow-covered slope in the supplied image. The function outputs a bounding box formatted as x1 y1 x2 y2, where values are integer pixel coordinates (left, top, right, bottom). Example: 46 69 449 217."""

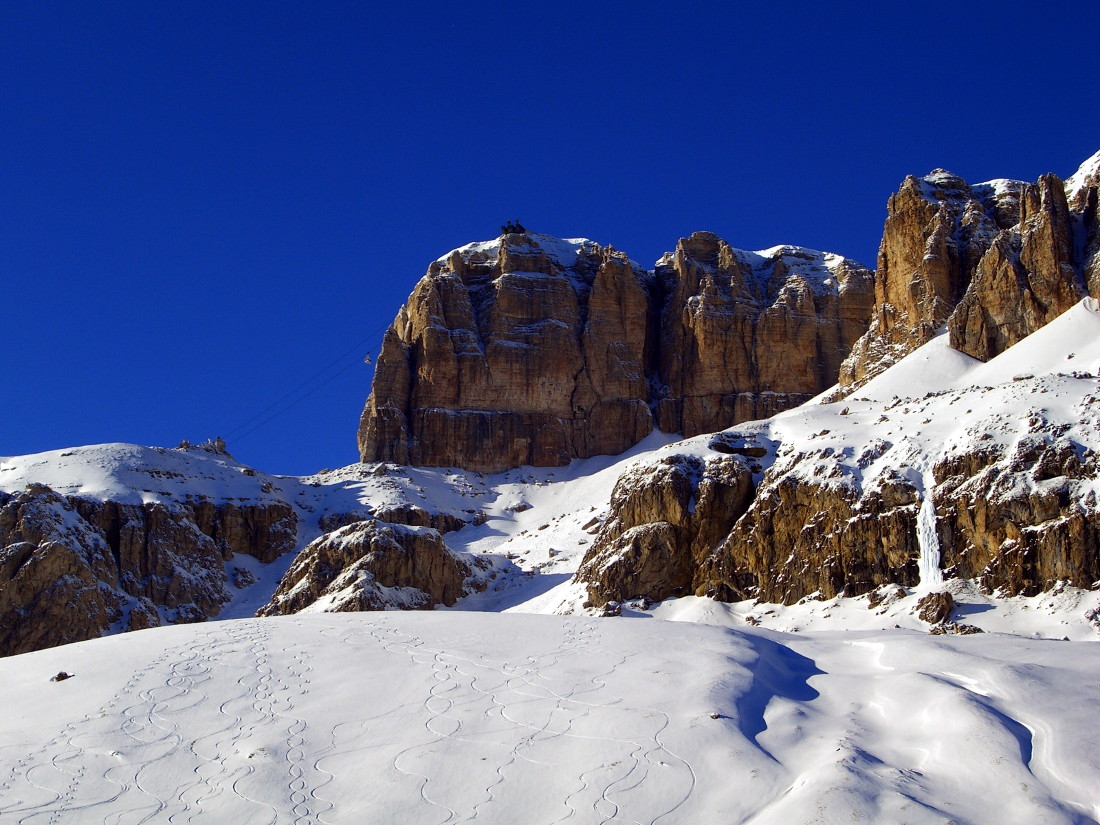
1 611 1097 824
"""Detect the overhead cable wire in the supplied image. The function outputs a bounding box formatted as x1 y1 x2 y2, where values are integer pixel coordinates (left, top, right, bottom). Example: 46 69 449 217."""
223 320 391 444
228 356 369 445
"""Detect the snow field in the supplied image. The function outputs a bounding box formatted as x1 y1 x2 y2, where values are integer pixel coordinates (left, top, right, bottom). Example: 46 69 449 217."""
2 613 1098 824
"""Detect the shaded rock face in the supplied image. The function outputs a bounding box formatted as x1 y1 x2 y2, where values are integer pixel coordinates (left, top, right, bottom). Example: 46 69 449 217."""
360 232 873 472
0 485 297 657
0 486 122 656
700 463 923 603
841 155 1100 387
934 435 1100 596
75 498 298 568
258 520 470 615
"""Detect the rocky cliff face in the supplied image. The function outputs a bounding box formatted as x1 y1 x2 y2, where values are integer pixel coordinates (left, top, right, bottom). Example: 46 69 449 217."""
575 299 1100 609
359 232 873 472
654 235 875 436
359 234 656 472
0 483 297 656
948 173 1095 361
841 152 1100 387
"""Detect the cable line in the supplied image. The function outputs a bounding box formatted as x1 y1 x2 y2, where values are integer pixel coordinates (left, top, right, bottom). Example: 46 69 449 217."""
228 356 368 445
222 319 392 445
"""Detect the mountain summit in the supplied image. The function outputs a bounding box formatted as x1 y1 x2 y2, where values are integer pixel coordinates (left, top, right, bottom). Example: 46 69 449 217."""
358 231 874 472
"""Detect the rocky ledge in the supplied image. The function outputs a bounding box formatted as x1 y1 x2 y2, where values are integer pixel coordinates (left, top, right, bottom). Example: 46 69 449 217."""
258 519 476 615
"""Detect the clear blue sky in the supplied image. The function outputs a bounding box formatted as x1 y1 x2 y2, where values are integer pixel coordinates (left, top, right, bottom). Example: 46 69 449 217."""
3 1 1098 475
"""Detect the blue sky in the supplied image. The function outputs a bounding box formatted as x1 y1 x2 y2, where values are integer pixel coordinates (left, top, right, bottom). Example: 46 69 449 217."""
3 1 1098 475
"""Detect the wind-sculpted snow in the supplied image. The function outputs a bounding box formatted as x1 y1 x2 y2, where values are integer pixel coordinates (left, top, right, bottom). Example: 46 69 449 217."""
1 613 1097 824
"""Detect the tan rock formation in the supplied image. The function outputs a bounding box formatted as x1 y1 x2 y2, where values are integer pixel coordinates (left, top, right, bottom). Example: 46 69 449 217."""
915 591 955 625
700 462 922 603
839 170 1009 385
935 435 1100 596
0 485 298 657
258 520 471 615
842 151 1100 386
577 452 754 606
360 231 873 472
656 235 874 436
359 234 655 473
947 175 1083 360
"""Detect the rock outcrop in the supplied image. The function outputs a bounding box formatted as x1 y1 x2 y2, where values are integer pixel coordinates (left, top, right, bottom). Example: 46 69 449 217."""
654 236 875 436
360 232 873 472
841 152 1100 387
0 484 297 657
575 305 1100 608
0 485 124 655
948 174 1092 360
258 519 472 614
576 453 754 606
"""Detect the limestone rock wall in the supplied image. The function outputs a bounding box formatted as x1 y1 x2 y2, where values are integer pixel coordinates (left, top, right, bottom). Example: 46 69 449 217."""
935 435 1100 596
0 485 298 657
655 235 874 436
359 234 656 472
947 175 1092 360
258 519 472 615
360 232 874 472
576 431 1100 609
841 153 1100 387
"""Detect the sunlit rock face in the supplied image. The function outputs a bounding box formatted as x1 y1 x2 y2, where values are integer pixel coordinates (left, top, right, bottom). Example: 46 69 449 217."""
0 483 297 657
359 232 873 472
359 233 656 473
654 233 874 436
841 151 1100 388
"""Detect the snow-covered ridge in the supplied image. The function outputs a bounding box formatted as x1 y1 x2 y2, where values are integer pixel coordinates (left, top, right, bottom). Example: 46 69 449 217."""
0 443 291 507
914 147 1100 209
439 233 866 288
972 177 1026 197
437 233 598 268
737 244 862 294
768 299 1100 496
915 168 1032 211
1065 147 1100 204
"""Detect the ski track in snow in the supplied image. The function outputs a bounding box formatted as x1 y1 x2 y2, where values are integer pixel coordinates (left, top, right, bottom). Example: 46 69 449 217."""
1 615 1099 823
1 622 322 825
307 618 697 824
